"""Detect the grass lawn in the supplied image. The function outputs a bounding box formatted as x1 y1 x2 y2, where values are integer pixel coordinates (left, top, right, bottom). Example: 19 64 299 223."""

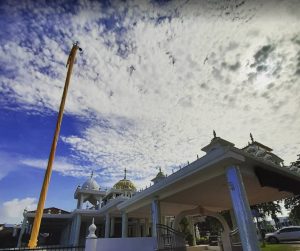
261 244 300 251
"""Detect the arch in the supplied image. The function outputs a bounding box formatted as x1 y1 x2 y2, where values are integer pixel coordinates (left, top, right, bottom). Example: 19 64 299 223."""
174 206 232 251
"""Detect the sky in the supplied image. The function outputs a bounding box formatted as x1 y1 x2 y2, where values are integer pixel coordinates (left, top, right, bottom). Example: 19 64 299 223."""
0 0 300 224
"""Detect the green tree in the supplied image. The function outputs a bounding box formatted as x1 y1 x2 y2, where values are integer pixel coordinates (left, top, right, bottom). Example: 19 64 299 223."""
196 216 223 233
179 217 194 246
291 154 300 169
251 201 282 218
285 196 300 221
251 201 282 231
284 154 300 222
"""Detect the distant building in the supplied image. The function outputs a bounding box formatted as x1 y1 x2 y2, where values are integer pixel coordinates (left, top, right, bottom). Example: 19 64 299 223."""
0 224 21 248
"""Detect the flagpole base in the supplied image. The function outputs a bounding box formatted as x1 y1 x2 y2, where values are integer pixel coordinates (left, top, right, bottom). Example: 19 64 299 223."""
28 238 37 249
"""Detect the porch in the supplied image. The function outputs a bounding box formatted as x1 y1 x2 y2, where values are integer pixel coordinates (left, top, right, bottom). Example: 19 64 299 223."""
84 137 300 251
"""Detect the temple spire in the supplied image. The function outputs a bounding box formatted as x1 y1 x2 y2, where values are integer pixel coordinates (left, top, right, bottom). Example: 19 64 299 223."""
124 168 127 179
250 133 254 143
213 130 217 138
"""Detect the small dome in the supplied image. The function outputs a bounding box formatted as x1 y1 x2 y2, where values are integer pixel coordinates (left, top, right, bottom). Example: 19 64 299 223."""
155 169 166 179
113 168 136 191
82 172 100 190
151 167 166 184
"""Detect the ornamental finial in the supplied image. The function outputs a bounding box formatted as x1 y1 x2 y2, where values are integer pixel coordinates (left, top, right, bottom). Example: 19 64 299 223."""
213 130 216 138
250 133 254 143
124 168 127 179
87 218 97 238
91 171 94 178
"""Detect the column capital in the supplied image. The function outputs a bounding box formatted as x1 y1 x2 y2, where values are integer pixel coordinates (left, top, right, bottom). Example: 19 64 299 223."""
226 165 240 171
152 196 160 201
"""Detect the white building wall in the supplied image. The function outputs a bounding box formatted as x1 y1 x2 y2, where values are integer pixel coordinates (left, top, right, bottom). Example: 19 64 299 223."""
86 237 156 251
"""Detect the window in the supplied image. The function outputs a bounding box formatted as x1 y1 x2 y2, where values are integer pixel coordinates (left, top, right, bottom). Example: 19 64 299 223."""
290 227 300 232
280 228 292 233
280 228 300 233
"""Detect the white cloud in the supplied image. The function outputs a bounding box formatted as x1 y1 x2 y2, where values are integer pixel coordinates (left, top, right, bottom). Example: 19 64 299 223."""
0 151 21 181
21 157 93 178
0 198 37 224
0 151 93 181
1 0 300 188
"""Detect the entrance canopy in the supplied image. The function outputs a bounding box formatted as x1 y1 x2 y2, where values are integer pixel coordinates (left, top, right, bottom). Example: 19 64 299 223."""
118 137 300 217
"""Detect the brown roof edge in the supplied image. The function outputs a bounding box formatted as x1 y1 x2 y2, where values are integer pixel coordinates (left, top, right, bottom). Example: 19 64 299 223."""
28 207 70 214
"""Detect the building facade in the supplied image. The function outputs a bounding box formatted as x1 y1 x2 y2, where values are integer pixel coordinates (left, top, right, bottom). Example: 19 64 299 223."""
18 135 300 251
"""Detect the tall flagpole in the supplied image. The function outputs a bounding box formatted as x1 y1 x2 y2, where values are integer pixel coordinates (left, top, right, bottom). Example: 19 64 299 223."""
28 42 82 248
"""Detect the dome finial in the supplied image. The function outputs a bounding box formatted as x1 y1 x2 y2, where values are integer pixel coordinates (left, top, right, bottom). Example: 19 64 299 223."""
124 168 127 179
91 171 94 178
159 167 162 173
250 133 254 143
213 130 216 138
87 218 97 238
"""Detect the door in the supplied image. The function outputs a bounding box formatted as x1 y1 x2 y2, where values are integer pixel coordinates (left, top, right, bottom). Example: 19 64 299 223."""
289 227 300 241
277 228 292 241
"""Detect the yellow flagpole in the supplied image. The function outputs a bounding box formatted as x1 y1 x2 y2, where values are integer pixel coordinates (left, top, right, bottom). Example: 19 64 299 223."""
28 42 82 248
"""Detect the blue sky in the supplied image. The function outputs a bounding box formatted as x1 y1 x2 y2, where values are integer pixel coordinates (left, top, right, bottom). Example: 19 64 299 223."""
1 0 300 223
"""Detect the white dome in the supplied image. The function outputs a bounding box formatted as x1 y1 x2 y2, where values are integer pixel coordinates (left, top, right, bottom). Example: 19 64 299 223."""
82 173 100 190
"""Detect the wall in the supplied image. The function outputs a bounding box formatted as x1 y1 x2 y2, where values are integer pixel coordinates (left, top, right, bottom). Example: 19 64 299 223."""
86 237 156 251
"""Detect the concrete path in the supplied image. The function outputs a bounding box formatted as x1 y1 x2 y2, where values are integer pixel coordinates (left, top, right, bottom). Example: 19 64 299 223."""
187 245 220 251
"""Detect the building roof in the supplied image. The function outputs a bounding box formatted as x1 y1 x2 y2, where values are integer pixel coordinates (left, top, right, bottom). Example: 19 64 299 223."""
82 172 100 191
201 136 235 153
117 135 300 215
27 207 70 214
241 141 273 152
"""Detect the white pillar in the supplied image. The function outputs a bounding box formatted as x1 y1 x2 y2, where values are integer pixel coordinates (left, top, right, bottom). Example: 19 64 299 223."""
122 212 128 238
151 198 161 237
69 214 81 246
17 216 27 247
136 219 141 237
74 214 81 246
78 195 84 209
105 213 110 238
69 217 76 245
164 216 168 226
110 217 115 237
98 198 102 209
226 165 260 251
188 216 196 246
144 218 150 237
